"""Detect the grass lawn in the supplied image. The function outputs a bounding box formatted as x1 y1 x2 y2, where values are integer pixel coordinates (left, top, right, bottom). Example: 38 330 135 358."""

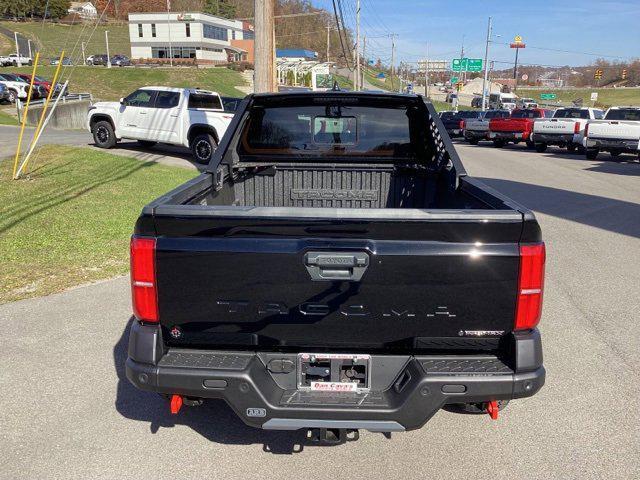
0 110 19 125
9 64 247 101
0 30 11 55
517 88 640 109
1 20 131 61
0 145 197 303
364 69 395 92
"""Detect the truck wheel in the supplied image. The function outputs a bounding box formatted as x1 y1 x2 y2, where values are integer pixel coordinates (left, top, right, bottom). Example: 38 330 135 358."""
526 139 535 149
92 120 116 149
137 140 157 148
567 144 576 153
609 150 621 159
7 89 17 103
449 400 510 414
493 139 505 148
468 138 479 145
191 133 217 164
585 148 599 160
534 142 547 153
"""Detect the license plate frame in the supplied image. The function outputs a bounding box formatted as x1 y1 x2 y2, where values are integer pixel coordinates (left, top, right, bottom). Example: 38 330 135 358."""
297 353 371 393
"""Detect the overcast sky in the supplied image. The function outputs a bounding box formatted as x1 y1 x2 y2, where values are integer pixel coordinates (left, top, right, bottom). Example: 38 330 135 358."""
314 0 640 67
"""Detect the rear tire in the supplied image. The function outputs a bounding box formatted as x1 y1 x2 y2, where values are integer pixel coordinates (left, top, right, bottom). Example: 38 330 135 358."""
526 139 535 149
609 150 621 158
92 120 116 149
137 140 157 148
567 144 577 153
534 142 547 153
493 139 505 148
585 148 599 160
190 133 217 164
7 89 17 103
468 138 479 145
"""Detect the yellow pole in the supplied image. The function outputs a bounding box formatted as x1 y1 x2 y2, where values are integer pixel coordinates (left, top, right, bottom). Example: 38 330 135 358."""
23 50 65 166
12 52 40 179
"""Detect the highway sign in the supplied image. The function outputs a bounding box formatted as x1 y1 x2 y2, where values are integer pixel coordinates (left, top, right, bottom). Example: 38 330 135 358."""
590 92 598 101
451 58 483 72
450 76 458 84
540 93 557 100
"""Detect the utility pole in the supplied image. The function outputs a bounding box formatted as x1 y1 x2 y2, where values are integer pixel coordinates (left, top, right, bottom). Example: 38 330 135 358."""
326 23 330 62
81 42 86 65
481 16 492 111
166 0 173 66
254 0 275 92
460 35 465 84
513 47 519 93
390 34 397 92
105 31 111 68
27 40 32 59
14 32 21 67
355 0 361 91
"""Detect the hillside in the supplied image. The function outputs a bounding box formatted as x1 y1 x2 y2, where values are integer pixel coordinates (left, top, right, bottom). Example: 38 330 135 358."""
10 64 247 100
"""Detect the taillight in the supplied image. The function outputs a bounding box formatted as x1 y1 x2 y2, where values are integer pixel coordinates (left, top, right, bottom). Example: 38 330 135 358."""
514 243 546 331
460 120 465 130
584 123 589 138
574 121 581 134
130 237 158 323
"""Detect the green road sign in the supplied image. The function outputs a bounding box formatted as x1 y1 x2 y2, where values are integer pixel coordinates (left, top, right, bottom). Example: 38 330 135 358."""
450 76 458 84
451 58 483 72
540 93 557 100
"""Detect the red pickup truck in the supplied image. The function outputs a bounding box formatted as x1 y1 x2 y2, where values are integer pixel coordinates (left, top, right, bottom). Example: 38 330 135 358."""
488 108 554 148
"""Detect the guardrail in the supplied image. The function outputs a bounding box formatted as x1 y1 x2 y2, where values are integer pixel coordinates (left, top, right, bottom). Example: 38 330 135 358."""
16 93 92 123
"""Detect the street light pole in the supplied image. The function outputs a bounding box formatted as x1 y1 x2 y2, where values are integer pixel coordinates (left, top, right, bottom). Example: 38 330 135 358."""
481 16 492 111
27 40 32 59
166 0 173 66
105 31 111 68
425 42 430 99
14 32 21 67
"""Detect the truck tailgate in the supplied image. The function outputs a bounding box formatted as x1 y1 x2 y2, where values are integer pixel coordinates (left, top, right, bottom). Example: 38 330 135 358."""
152 208 524 352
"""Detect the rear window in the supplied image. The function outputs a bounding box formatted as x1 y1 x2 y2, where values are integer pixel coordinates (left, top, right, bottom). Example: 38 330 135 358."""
455 111 481 119
484 110 510 119
239 98 424 159
605 108 640 121
188 93 222 110
511 109 542 119
553 109 590 119
440 112 455 120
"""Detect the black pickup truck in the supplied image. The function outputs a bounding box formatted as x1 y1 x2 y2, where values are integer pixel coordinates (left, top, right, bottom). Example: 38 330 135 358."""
126 91 545 441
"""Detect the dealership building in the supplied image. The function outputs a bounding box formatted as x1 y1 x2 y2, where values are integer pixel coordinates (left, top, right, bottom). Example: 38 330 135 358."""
128 12 254 63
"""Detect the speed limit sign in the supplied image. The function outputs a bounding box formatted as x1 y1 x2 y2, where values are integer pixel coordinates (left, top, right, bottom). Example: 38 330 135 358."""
521 74 529 81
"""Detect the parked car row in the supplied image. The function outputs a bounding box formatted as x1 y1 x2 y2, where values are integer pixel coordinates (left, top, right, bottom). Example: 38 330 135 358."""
0 72 66 103
0 53 33 66
442 106 640 161
85 54 131 66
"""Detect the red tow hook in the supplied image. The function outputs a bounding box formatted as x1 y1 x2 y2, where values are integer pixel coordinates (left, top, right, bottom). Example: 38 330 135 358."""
486 400 499 420
170 394 183 415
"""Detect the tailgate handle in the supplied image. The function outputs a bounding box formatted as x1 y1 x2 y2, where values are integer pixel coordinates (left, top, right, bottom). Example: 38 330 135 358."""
304 252 369 282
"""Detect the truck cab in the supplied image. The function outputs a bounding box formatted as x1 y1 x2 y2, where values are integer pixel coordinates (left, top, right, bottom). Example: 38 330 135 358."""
583 107 640 160
489 93 517 111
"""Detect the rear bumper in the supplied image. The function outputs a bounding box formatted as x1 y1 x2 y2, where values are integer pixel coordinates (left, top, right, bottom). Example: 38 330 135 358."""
464 129 488 140
488 131 529 141
126 322 545 432
585 137 640 152
533 133 574 145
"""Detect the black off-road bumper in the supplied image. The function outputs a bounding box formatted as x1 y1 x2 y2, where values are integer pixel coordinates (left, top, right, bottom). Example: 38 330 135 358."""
464 129 488 141
126 322 545 433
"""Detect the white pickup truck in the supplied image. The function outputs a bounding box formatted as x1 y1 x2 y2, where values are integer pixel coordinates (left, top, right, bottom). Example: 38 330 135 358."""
462 109 510 144
532 107 604 153
87 87 236 163
0 53 33 66
583 107 640 160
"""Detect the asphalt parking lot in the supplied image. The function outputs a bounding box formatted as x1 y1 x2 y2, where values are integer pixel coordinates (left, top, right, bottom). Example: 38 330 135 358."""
1 140 639 479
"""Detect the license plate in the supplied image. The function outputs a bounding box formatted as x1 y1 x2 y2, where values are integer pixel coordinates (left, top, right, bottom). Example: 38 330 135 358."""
310 381 358 392
488 132 496 138
515 133 523 139
298 353 371 392
453 129 460 134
